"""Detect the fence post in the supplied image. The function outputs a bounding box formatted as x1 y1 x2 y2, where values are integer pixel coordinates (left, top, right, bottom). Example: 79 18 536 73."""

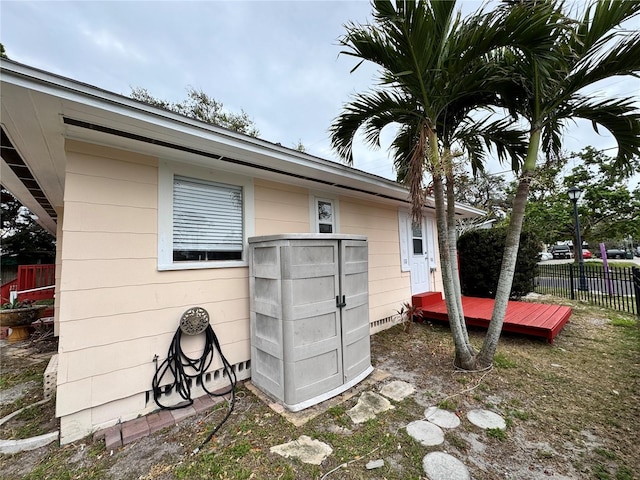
633 267 640 317
569 264 575 300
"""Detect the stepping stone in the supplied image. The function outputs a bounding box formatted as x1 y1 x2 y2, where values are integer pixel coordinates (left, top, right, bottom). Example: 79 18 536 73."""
0 431 59 455
379 380 415 401
326 424 352 436
424 406 460 429
347 391 394 424
423 451 470 480
467 409 506 430
366 459 384 469
270 435 333 465
406 420 444 446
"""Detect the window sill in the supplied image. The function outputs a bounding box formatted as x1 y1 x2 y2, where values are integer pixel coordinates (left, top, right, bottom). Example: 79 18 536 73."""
158 260 248 271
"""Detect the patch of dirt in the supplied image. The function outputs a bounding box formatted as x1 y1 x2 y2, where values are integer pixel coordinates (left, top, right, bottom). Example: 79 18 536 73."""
0 335 58 440
1 297 638 479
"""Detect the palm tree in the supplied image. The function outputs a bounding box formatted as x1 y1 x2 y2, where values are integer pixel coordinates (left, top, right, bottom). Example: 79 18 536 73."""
478 0 640 367
330 0 552 369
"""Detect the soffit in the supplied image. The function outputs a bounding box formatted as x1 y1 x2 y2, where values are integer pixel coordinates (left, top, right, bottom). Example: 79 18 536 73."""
1 59 484 231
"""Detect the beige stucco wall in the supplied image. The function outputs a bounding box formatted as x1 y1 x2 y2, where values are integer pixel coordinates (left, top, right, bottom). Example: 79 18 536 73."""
57 141 254 443
254 179 309 235
56 140 439 444
339 197 411 331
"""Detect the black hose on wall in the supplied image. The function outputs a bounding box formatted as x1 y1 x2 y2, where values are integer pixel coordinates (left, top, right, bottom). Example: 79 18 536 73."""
152 323 237 453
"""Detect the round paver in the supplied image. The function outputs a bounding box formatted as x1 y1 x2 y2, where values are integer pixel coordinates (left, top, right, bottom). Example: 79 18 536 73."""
424 406 460 429
467 409 506 430
423 451 470 480
406 420 444 446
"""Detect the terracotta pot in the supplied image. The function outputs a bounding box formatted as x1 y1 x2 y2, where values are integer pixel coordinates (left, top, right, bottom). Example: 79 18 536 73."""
0 305 47 328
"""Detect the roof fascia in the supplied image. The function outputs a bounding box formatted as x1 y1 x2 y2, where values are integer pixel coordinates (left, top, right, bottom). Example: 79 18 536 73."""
1 59 484 218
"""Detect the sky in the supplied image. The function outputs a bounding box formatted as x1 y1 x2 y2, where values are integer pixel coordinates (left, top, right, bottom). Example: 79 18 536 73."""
1 0 638 185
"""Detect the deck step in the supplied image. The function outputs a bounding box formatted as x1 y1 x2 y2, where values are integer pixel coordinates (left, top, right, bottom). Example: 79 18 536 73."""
412 292 443 308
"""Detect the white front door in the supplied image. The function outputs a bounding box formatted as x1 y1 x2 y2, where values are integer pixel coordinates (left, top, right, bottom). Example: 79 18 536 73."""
409 219 430 295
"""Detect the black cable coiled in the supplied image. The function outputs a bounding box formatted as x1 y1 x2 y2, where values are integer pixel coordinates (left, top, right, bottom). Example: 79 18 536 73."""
152 323 237 453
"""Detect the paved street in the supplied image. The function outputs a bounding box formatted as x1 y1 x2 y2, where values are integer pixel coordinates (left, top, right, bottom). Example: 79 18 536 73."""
536 256 639 298
539 257 640 266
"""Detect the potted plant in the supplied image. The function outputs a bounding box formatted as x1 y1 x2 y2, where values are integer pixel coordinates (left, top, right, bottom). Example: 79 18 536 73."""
0 299 47 342
396 301 424 332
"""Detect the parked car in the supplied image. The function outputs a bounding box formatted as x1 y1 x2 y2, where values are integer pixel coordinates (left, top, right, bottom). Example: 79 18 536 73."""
581 249 592 259
597 248 634 259
550 244 572 259
538 251 553 261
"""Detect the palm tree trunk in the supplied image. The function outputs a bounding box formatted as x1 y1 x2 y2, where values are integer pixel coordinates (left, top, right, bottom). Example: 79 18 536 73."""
430 136 475 369
444 157 474 356
477 129 541 367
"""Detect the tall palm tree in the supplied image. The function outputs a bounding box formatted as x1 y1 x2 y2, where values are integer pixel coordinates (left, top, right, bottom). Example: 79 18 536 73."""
330 0 553 368
478 0 640 367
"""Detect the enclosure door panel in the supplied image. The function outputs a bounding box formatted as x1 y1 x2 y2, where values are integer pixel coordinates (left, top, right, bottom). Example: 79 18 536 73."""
340 240 371 382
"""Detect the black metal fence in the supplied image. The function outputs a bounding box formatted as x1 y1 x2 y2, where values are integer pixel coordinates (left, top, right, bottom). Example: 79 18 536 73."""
534 263 640 317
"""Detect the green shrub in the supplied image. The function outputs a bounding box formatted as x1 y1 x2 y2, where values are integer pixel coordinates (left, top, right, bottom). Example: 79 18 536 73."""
457 226 540 299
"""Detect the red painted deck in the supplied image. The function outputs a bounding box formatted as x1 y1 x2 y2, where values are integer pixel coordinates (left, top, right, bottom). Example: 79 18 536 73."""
412 292 572 343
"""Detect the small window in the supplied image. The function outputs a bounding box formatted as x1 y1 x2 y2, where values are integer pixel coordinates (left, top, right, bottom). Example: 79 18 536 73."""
412 222 423 255
172 175 243 262
317 199 334 233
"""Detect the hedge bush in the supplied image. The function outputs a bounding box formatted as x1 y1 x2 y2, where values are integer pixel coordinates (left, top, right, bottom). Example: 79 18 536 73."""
457 227 540 299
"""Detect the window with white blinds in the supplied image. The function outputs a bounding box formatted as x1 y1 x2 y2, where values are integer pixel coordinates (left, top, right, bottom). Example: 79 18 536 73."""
172 175 243 262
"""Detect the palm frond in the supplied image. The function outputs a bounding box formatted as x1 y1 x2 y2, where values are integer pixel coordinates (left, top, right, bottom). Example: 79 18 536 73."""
562 95 640 175
568 31 640 93
541 117 563 161
574 0 640 56
330 88 416 164
454 116 528 173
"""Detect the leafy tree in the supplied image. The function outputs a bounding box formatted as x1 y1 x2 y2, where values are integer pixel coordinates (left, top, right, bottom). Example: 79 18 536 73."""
564 147 640 245
0 43 7 59
483 0 640 367
455 169 509 217
1 187 55 265
293 139 306 153
521 147 640 247
130 87 259 137
453 166 511 237
505 159 570 245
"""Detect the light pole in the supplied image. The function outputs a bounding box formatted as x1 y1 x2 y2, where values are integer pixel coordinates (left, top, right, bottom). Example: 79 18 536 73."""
568 186 588 291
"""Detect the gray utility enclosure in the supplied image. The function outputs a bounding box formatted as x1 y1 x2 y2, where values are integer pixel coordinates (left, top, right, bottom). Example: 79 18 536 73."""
249 234 373 411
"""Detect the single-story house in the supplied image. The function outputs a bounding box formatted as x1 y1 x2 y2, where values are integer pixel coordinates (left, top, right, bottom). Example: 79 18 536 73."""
0 59 482 444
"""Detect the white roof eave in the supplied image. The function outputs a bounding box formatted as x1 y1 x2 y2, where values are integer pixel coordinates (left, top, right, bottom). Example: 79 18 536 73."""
0 59 484 221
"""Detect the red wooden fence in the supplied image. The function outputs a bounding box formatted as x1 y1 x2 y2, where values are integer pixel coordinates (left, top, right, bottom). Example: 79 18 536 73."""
0 264 55 304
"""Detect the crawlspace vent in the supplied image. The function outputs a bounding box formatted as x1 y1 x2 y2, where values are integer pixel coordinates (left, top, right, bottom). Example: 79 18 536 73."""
370 315 402 333
145 360 251 407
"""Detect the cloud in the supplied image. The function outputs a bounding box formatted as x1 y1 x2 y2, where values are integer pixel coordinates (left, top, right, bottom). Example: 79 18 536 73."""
80 26 148 63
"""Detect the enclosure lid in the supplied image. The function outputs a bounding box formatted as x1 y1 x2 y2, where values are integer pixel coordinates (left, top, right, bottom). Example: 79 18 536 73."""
249 233 367 244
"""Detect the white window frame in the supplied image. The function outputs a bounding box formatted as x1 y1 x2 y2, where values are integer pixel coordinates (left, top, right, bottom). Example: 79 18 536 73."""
158 161 254 270
309 194 339 234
